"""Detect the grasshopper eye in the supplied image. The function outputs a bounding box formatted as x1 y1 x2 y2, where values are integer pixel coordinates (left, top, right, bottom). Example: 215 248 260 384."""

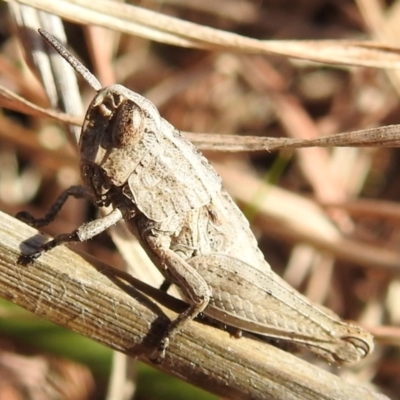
109 100 145 147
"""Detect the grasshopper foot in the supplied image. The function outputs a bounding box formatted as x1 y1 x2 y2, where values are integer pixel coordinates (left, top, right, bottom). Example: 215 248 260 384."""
17 253 37 266
19 231 80 265
150 337 170 364
18 244 49 265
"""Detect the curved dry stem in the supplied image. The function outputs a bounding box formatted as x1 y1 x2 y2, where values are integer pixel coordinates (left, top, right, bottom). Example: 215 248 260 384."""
0 210 388 400
6 0 400 68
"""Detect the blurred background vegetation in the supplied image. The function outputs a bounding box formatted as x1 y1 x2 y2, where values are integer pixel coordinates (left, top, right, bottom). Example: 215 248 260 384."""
0 0 400 399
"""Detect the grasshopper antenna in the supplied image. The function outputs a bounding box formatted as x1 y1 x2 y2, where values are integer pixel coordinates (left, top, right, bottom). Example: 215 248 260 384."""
38 28 102 92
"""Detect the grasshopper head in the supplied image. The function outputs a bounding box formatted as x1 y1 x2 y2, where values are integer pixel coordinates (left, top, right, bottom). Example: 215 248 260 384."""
79 84 161 203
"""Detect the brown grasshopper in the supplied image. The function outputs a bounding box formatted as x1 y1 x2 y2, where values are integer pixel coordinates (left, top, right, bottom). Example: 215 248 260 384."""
18 29 374 363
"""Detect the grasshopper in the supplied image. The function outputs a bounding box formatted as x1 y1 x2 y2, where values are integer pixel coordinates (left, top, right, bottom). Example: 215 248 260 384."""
18 29 374 363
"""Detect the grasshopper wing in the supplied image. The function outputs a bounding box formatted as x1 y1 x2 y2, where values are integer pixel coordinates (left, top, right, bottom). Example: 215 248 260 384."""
188 253 373 364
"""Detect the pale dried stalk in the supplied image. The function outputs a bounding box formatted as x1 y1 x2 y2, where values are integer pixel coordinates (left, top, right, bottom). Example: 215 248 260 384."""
2 83 400 152
355 0 400 97
0 211 388 400
0 85 82 125
6 0 400 68
10 4 83 143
